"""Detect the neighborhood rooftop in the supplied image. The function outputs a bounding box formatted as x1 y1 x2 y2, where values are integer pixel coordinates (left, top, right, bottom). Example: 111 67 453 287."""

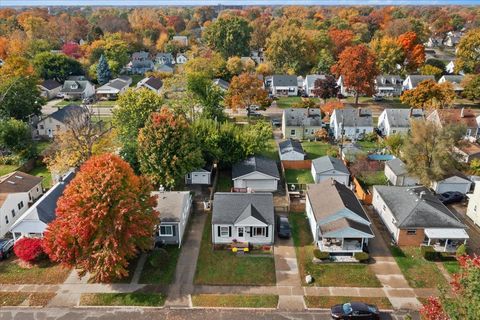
271 75 298 87
332 108 373 127
284 108 322 127
48 104 87 123
232 156 280 179
152 191 191 222
385 158 408 176
312 156 350 175
0 171 42 194
279 139 305 155
383 108 424 127
212 192 274 225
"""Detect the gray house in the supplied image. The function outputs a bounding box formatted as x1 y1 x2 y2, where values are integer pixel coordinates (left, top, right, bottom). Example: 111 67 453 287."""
128 51 154 74
384 158 418 186
438 75 465 93
267 75 298 96
60 79 95 100
377 108 424 136
153 191 192 247
38 80 62 100
311 156 350 185
282 108 323 140
403 75 435 90
330 108 374 141
303 74 326 97
375 75 403 97
232 156 280 192
212 192 274 245
279 139 306 161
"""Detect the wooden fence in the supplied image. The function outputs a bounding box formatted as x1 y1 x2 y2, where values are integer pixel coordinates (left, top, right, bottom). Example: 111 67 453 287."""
281 160 312 170
352 176 373 205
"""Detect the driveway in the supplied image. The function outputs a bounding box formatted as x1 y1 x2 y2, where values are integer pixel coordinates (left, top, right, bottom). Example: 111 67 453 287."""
449 203 480 255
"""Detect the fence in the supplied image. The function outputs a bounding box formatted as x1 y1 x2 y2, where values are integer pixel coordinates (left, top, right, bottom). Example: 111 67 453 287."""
352 176 373 205
281 160 312 170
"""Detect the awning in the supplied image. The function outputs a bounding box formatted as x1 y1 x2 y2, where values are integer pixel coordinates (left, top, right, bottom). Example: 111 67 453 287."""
425 228 469 239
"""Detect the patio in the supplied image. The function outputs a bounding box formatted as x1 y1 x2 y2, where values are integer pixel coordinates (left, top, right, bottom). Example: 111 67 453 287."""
423 228 469 253
318 238 365 253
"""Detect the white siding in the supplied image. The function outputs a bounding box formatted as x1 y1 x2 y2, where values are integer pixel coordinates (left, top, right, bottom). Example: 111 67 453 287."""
212 224 273 245
432 180 471 194
314 170 350 185
305 195 318 241
467 182 480 227
233 172 278 192
35 117 66 138
372 188 400 242
0 193 30 237
279 150 305 161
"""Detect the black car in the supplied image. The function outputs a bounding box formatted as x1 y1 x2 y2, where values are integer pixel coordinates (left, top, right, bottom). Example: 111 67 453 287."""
277 216 291 239
331 302 380 319
0 238 14 260
438 191 464 205
271 119 281 127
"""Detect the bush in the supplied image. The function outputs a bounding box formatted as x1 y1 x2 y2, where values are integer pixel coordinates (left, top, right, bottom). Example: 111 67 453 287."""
421 245 438 261
354 252 369 262
14 237 44 263
456 244 467 257
362 131 378 143
313 249 330 260
148 248 169 268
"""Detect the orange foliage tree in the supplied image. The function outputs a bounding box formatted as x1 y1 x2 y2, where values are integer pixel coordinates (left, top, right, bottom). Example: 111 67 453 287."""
328 28 355 57
398 31 426 72
43 154 158 282
321 101 344 122
225 72 269 112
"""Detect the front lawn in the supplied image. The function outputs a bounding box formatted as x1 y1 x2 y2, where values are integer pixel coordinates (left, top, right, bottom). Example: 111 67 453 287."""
94 100 117 107
216 169 232 192
356 140 383 151
290 213 381 287
442 259 460 275
276 96 303 109
79 293 165 307
390 246 447 288
301 141 337 159
192 294 279 308
305 296 392 309
0 258 70 284
194 214 276 286
139 246 181 284
285 169 314 184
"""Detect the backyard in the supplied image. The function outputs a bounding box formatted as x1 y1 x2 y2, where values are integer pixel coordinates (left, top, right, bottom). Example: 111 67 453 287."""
29 163 53 189
0 165 17 176
275 96 303 109
290 213 381 287
285 169 314 184
301 141 337 159
258 138 279 161
216 169 232 192
194 214 276 286
356 171 388 190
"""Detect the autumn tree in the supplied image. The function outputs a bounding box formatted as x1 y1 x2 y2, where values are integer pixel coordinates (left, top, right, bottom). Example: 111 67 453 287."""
14 238 44 264
43 154 158 282
203 17 252 58
400 80 455 110
384 133 405 157
225 73 269 112
398 31 426 72
370 36 404 74
137 107 204 188
86 33 130 75
320 101 344 122
314 49 335 75
328 28 354 58
331 44 379 105
455 29 480 74
226 56 243 75
33 52 83 82
0 76 44 121
462 75 480 103
249 14 271 50
62 42 82 59
312 75 339 103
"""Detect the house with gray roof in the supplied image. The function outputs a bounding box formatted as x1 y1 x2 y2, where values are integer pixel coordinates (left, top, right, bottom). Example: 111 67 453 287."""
96 77 132 100
10 170 75 242
282 108 323 140
137 76 163 94
432 173 472 194
378 108 424 136
279 139 306 161
266 75 298 96
311 156 350 185
330 108 374 141
232 156 280 192
38 79 62 100
438 75 465 93
34 104 88 139
60 79 95 100
373 185 468 251
306 180 374 257
128 51 154 74
384 158 418 186
212 192 274 245
375 75 404 97
212 78 230 91
152 191 192 247
303 75 327 97
403 75 435 91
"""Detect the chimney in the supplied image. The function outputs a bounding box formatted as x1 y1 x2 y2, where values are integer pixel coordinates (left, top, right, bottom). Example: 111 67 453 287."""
460 107 465 118
419 191 426 200
159 185 165 193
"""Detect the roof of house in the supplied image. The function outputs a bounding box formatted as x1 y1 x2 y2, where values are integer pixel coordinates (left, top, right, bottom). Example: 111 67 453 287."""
331 108 373 127
61 80 92 93
457 142 480 156
283 108 322 127
47 104 87 124
152 191 190 222
427 108 478 129
318 217 374 238
376 75 404 87
437 172 471 184
0 171 42 194
382 108 424 128
304 75 326 89
212 78 230 90
97 79 129 92
440 75 464 84
39 79 62 90
212 192 274 225
140 77 163 90
385 158 408 176
118 75 132 83
271 75 297 87
312 156 350 175
405 75 435 88
232 156 280 180
374 185 466 229
279 139 305 155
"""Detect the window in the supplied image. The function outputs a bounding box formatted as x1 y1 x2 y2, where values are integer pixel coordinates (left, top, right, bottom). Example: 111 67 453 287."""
237 227 244 237
382 204 386 211
5 216 9 224
39 125 44 130
253 227 266 237
11 209 15 218
406 229 417 235
475 205 477 212
355 128 360 133
18 201 24 210
159 225 173 236
220 226 229 237
290 129 296 136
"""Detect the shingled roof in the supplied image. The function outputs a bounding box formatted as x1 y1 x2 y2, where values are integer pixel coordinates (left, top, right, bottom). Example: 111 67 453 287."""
232 156 280 180
279 139 305 155
212 192 274 225
0 171 42 194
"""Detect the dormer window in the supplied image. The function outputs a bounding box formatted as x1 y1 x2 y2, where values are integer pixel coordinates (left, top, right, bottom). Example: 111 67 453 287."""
70 83 79 90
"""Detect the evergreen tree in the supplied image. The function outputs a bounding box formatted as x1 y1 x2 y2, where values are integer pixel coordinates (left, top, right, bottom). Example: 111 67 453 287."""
96 54 111 85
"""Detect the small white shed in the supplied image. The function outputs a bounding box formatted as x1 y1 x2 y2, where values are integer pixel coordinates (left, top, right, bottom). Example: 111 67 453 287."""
432 175 472 194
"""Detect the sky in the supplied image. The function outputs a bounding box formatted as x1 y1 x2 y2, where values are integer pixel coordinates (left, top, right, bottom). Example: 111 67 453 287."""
1 0 479 6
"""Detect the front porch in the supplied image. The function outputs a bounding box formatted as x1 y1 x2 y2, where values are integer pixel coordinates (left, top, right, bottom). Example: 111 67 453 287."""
423 228 469 253
317 237 367 254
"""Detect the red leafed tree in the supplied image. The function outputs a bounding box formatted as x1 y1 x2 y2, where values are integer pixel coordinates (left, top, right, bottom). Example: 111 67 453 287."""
328 28 354 57
398 32 425 72
43 154 159 282
61 41 82 59
331 44 379 105
14 237 44 263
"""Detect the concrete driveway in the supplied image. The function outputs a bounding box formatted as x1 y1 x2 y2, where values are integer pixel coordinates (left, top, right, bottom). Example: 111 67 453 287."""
449 203 480 255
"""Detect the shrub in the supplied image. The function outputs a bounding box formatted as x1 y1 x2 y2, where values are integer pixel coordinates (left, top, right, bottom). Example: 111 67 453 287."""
313 249 330 260
148 248 169 268
14 237 44 263
354 252 369 262
456 244 467 257
421 245 438 261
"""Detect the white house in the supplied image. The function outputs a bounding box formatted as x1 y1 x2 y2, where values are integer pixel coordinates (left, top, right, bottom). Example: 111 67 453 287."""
153 191 192 247
211 192 274 246
185 164 213 185
38 80 62 100
384 158 418 186
232 156 280 192
34 104 88 139
136 77 163 94
303 74 327 97
432 174 472 194
438 75 465 93
60 79 95 100
282 108 323 140
267 75 298 96
446 61 456 74
306 180 374 257
374 75 403 97
10 171 75 241
403 75 435 91
330 108 374 141
0 172 43 237
278 139 306 161
467 182 480 227
311 156 350 185
96 77 132 100
377 108 424 136
176 53 188 64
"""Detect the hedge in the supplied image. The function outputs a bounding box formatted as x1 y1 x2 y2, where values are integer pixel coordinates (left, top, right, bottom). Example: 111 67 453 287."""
354 252 369 262
421 245 438 261
313 249 330 260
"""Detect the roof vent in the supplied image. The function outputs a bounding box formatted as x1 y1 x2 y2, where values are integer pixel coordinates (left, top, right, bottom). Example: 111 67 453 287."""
159 185 165 193
7 181 15 185
14 175 23 179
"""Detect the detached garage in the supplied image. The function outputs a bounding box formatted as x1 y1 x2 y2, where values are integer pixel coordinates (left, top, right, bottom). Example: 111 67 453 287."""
232 156 280 192
432 174 472 194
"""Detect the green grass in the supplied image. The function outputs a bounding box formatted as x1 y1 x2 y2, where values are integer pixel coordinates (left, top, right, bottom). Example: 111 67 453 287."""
194 214 276 286
285 169 314 184
0 165 18 176
79 293 165 307
290 213 381 287
258 139 279 161
192 294 279 308
356 140 383 151
29 164 52 189
390 246 447 288
0 258 71 284
276 96 303 109
139 246 181 284
94 100 117 107
357 171 387 189
35 141 52 155
442 259 460 275
130 74 144 86
301 141 337 159
56 99 81 107
305 296 392 309
216 170 232 192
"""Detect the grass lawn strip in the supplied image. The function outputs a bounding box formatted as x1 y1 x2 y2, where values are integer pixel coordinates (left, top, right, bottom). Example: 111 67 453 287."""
276 96 303 109
0 292 30 306
29 164 53 189
290 213 381 287
0 259 71 284
28 292 57 306
80 293 166 306
442 259 460 275
194 214 276 286
192 294 279 308
285 169 314 184
301 141 337 159
139 246 181 284
305 296 392 310
0 165 18 176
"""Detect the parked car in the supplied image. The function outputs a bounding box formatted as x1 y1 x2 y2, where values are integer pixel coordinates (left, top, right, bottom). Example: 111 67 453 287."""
277 216 291 239
331 302 380 319
372 95 384 102
438 191 464 205
0 238 14 260
82 96 95 104
271 119 281 127
248 111 262 117
248 105 260 111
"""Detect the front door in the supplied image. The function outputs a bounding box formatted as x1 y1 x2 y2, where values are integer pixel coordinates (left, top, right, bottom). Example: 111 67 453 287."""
237 227 245 242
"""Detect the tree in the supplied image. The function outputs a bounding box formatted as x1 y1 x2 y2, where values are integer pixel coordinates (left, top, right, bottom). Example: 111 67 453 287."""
226 56 243 75
398 31 426 72
86 33 130 75
225 73 269 112
0 118 36 159
186 73 226 121
320 101 344 122
331 44 379 105
462 75 480 103
314 128 329 141
402 120 464 186
384 133 404 157
420 65 444 79
314 49 335 75
400 80 455 110
0 76 44 121
455 29 480 74
14 237 44 264
312 75 339 103
61 42 82 59
425 58 446 73
328 28 354 58
370 36 404 74
113 89 163 170
44 154 158 283
96 54 111 85
33 52 83 82
203 17 252 58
